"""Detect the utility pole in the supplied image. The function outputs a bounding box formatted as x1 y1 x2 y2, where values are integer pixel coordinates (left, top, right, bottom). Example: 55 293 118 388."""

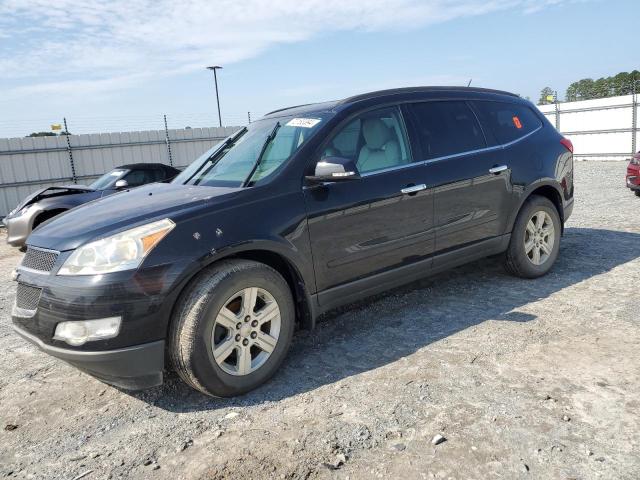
206 66 223 128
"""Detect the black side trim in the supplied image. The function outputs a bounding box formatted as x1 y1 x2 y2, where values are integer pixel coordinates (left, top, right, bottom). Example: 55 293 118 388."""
316 234 510 315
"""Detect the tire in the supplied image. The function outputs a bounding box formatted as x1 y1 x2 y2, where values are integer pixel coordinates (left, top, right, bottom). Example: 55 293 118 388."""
169 259 295 397
504 195 561 279
635 190 640 197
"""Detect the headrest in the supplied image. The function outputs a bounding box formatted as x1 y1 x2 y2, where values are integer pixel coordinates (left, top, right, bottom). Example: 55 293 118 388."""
362 118 390 150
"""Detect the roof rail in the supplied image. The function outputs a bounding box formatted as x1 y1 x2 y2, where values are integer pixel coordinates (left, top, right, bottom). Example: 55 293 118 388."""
338 86 519 105
264 103 318 116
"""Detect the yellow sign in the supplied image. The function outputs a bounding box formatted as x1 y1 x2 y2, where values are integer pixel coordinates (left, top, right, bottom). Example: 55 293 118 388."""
546 95 555 102
51 123 62 131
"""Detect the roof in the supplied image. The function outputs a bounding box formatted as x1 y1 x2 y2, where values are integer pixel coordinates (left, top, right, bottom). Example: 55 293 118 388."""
338 86 519 105
263 86 519 118
115 163 178 171
264 100 339 118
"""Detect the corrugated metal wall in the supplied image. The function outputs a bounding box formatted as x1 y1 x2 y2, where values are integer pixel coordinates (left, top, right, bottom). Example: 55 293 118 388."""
0 126 241 217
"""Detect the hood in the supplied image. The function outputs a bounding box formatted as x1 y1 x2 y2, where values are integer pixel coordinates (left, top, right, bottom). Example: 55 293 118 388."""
9 185 94 215
28 183 242 251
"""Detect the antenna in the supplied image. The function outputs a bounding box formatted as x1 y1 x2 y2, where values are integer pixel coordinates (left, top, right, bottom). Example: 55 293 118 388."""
467 79 473 87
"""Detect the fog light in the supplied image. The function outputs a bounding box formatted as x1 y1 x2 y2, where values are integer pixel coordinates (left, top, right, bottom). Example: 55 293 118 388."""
53 317 121 346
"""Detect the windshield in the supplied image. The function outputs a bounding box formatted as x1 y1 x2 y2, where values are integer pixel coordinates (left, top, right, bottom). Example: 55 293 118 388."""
172 113 329 188
89 169 127 190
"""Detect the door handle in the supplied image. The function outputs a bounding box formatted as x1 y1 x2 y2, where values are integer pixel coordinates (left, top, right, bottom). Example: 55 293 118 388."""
489 165 508 174
400 184 427 195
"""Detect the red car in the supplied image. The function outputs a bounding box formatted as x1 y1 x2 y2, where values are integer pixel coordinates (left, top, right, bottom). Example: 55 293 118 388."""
628 152 640 197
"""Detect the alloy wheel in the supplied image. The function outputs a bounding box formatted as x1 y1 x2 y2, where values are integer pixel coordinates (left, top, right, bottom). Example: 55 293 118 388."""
211 287 281 376
524 210 555 266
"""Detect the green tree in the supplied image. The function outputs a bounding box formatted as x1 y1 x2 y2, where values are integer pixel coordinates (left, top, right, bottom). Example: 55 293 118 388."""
592 77 610 99
27 131 57 137
563 70 640 101
538 87 555 105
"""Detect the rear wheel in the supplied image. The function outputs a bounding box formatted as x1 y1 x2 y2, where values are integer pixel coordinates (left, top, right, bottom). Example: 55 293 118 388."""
504 195 561 278
169 260 294 397
635 190 640 197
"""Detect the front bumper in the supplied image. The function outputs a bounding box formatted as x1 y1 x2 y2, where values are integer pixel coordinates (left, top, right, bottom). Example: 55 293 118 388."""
10 247 192 390
14 324 165 389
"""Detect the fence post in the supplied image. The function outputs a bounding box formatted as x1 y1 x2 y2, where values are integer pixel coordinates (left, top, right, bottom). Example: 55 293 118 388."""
632 84 638 155
63 117 77 183
164 114 173 166
554 91 560 132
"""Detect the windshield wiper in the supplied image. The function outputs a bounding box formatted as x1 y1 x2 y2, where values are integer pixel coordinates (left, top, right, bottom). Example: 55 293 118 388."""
184 126 248 184
224 126 248 147
242 121 280 187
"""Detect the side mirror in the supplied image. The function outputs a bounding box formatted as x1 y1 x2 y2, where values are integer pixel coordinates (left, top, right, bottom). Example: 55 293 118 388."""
114 179 129 189
306 157 361 183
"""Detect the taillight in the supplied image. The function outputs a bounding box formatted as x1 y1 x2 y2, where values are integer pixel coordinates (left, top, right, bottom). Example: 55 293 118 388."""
560 137 573 153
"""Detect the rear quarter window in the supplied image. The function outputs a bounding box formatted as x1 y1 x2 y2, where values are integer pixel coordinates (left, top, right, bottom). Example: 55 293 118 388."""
472 101 542 145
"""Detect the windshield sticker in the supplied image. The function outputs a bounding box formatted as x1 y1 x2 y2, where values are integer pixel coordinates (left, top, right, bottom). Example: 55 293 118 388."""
110 170 124 176
286 118 321 128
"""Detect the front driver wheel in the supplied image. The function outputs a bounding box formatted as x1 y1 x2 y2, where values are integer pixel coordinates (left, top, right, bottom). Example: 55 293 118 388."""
169 259 294 397
504 195 561 279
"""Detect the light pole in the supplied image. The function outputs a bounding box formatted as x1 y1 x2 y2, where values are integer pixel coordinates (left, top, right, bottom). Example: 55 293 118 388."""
206 66 223 127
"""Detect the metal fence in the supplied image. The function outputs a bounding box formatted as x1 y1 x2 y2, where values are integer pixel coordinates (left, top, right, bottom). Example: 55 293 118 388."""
0 125 241 217
536 93 639 161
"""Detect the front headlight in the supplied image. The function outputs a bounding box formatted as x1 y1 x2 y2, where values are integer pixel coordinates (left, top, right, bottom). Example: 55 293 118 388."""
58 218 175 275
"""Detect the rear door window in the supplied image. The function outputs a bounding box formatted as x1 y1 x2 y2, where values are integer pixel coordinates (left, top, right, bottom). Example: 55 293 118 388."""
406 101 486 160
471 101 542 144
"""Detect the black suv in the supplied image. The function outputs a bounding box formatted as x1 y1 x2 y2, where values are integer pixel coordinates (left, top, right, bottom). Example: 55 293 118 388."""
12 87 574 397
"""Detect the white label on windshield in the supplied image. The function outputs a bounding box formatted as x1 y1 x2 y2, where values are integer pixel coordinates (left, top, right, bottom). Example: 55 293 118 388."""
286 118 321 128
110 170 124 176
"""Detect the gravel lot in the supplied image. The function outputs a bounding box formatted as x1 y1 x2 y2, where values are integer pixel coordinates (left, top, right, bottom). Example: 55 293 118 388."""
1 161 639 480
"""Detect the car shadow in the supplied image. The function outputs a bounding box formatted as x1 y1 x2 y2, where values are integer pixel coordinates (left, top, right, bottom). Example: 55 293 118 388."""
128 227 640 411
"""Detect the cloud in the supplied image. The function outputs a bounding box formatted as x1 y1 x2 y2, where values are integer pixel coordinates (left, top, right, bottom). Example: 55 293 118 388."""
0 0 577 98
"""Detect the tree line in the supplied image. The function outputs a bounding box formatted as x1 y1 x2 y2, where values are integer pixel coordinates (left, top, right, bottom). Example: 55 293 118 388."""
538 70 640 105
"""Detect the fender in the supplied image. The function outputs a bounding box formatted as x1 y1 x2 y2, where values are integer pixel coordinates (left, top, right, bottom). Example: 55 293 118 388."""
162 236 318 332
506 178 565 234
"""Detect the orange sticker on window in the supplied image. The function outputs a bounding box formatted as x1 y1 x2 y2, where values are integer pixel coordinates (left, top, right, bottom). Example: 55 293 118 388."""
513 116 522 129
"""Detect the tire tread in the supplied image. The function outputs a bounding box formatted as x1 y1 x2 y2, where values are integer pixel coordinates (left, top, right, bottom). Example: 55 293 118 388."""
504 195 560 279
168 259 282 396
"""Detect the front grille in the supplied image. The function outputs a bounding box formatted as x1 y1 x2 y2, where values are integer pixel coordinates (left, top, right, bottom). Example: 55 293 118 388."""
16 283 42 310
21 247 59 272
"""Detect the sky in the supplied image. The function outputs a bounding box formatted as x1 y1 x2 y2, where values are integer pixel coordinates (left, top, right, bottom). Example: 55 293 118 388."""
0 0 637 137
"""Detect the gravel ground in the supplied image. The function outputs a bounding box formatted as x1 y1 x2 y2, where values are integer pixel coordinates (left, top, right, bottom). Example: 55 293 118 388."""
1 161 639 480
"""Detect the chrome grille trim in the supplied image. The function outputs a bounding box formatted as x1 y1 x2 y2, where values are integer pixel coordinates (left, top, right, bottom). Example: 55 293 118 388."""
16 283 42 311
20 247 59 273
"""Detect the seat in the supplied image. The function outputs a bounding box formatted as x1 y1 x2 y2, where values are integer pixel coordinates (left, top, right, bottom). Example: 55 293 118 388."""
357 118 402 173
